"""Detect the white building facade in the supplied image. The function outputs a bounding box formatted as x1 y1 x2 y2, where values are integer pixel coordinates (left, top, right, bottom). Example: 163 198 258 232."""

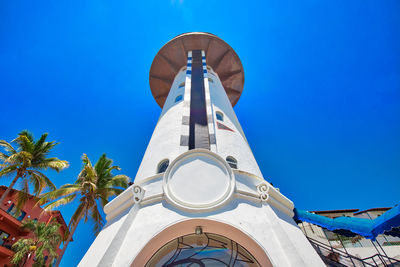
79 32 324 267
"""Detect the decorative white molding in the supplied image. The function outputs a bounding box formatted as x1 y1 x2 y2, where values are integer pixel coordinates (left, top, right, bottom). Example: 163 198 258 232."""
163 149 235 212
257 183 270 202
132 185 145 204
104 168 295 221
105 185 145 222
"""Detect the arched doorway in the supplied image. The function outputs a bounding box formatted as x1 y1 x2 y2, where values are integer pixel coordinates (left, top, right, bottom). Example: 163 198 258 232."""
131 219 272 267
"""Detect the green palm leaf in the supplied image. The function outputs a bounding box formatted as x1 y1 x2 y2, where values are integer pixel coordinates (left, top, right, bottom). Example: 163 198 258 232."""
0 131 69 209
11 219 62 267
44 153 131 267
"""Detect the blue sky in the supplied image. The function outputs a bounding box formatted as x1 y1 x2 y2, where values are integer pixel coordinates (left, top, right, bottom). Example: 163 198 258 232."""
1 0 399 265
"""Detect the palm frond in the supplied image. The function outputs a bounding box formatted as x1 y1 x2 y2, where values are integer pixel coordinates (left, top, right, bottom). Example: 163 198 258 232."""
28 169 56 191
4 151 33 165
15 134 35 153
105 175 130 188
0 151 9 161
33 133 48 153
83 157 97 182
89 202 103 236
43 194 77 211
15 179 30 213
69 202 85 228
96 187 124 206
19 130 34 142
12 219 62 267
11 238 33 265
39 185 81 204
33 158 69 171
27 171 43 196
0 140 17 154
0 165 17 177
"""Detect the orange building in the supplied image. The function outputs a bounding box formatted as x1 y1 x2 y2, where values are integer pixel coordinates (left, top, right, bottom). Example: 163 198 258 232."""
0 186 69 266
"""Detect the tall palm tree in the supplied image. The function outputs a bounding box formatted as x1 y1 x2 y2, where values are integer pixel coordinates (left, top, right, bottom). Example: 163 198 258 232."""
0 130 69 210
11 219 62 267
40 153 130 267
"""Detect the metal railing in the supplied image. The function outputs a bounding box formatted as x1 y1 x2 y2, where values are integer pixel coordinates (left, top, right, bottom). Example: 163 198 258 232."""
307 237 400 267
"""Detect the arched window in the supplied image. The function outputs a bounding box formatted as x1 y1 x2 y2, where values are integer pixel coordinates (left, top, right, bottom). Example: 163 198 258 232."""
175 95 183 103
226 156 237 169
208 77 214 83
157 159 169 173
216 111 224 122
145 232 260 266
178 82 185 88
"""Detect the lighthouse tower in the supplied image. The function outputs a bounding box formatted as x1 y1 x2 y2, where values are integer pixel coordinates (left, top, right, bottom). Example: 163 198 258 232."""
79 33 324 267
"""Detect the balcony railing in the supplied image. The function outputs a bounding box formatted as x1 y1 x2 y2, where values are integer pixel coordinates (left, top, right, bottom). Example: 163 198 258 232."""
307 237 400 267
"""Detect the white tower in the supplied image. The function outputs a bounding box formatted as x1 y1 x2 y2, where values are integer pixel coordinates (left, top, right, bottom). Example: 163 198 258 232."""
79 33 324 267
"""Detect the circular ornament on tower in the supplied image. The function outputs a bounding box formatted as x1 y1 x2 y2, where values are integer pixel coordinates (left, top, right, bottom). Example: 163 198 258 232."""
163 149 235 212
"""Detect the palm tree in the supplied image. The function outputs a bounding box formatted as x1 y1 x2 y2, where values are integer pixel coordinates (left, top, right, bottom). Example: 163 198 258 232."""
0 130 69 210
11 219 62 267
40 153 130 267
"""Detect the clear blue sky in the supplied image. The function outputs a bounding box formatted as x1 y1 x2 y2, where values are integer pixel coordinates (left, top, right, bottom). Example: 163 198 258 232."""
1 0 399 265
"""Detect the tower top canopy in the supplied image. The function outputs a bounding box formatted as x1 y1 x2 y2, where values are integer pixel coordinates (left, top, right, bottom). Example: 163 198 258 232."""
150 32 244 108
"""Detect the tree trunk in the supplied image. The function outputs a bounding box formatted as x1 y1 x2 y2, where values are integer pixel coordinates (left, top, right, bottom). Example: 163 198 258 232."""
55 210 84 267
24 252 32 267
21 252 31 267
0 172 20 210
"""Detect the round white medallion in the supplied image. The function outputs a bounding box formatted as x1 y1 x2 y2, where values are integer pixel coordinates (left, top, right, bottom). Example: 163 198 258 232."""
163 149 235 212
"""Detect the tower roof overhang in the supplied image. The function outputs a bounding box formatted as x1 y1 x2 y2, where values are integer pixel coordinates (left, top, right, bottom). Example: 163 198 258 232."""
149 32 244 108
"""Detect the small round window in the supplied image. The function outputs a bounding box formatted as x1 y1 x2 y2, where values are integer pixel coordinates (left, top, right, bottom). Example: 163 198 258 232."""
175 95 183 103
208 77 214 83
216 111 224 122
226 156 237 169
157 159 169 173
178 82 185 88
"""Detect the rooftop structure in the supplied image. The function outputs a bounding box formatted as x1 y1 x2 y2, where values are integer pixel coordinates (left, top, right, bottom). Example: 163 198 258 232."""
150 32 244 107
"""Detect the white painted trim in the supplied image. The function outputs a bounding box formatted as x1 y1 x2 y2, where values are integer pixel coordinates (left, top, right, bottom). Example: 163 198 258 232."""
162 149 235 212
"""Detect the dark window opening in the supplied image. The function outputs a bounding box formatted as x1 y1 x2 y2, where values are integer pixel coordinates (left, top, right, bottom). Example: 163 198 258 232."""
17 211 26 221
157 159 169 174
6 203 14 213
226 156 238 169
216 112 224 122
0 230 10 246
175 95 183 103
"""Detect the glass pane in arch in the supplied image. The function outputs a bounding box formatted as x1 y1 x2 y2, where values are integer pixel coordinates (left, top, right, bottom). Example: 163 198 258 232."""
145 232 260 267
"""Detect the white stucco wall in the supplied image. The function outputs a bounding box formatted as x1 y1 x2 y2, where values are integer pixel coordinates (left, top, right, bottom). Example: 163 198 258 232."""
208 69 263 178
133 70 187 182
134 67 263 183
